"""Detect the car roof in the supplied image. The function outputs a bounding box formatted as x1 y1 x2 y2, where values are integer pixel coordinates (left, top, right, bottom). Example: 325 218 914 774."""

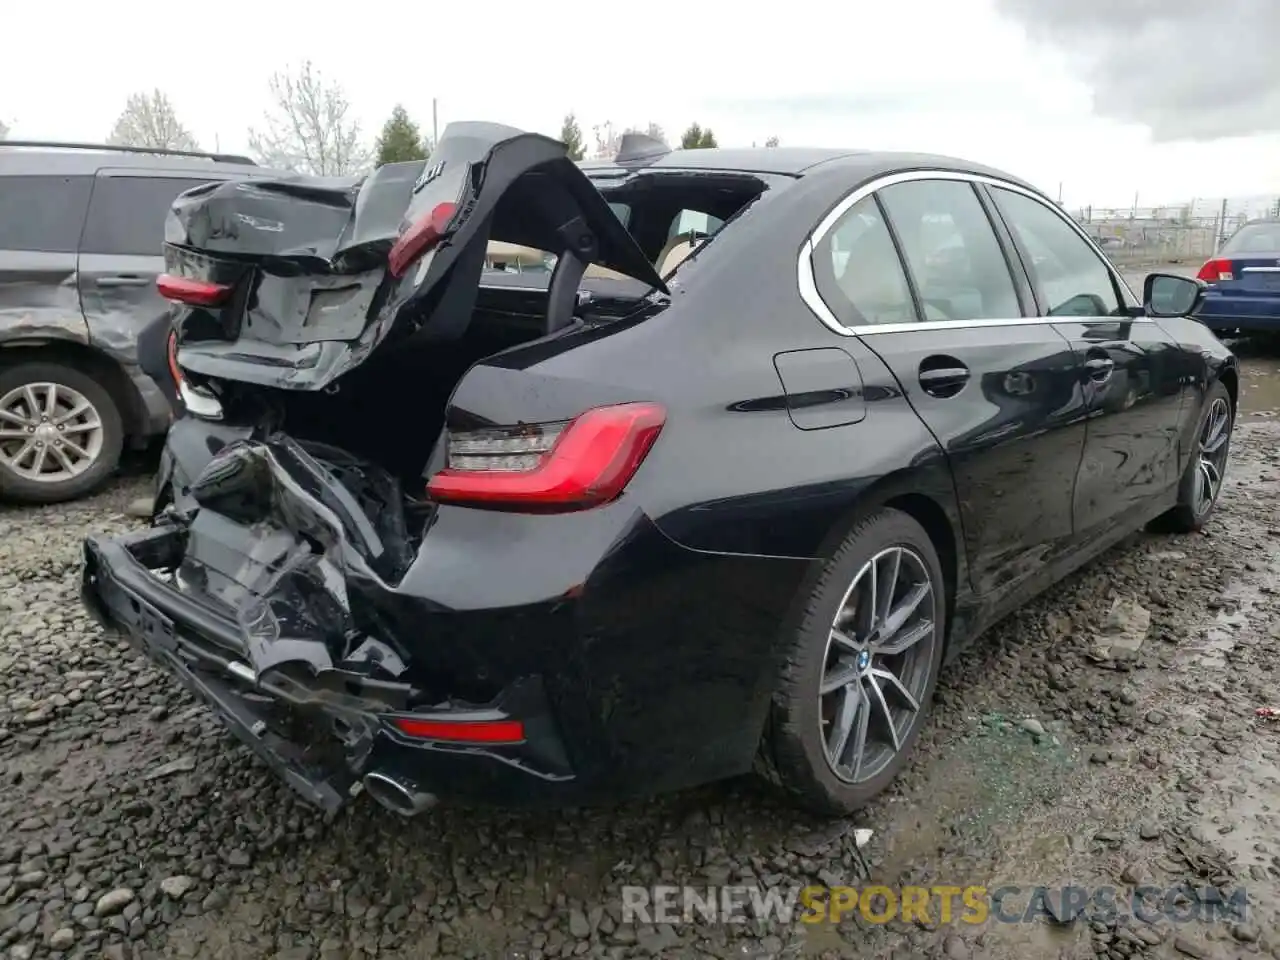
580 147 1039 193
580 146 863 177
0 145 266 179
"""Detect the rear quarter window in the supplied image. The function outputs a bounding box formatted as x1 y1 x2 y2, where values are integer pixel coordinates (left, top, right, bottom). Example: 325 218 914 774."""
0 175 94 253
80 176 221 256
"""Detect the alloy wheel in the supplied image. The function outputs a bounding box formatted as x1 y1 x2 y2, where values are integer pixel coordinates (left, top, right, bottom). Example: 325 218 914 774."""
819 545 937 783
1194 397 1231 516
0 382 106 484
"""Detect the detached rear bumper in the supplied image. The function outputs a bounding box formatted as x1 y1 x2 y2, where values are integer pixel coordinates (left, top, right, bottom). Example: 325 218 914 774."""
81 525 574 813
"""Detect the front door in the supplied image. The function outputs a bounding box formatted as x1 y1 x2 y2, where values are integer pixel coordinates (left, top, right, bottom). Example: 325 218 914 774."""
984 184 1185 535
808 176 1087 599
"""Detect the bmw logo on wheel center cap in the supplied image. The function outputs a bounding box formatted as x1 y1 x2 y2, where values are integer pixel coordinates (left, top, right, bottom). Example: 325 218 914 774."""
856 649 871 672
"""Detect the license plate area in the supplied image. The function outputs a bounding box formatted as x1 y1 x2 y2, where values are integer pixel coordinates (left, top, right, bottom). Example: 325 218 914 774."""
1240 269 1280 292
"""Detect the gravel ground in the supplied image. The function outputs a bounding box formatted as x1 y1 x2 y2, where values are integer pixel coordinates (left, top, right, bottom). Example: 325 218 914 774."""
3 346 1280 960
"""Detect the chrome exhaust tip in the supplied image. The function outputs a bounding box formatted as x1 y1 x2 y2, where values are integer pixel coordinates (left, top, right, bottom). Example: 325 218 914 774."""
362 771 438 817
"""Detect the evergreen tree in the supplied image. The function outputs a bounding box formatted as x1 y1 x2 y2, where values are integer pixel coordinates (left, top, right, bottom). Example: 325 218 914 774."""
375 104 428 166
680 123 717 149
560 113 586 160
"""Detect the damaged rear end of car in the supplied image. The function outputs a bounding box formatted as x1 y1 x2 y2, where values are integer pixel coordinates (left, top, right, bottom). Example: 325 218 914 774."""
81 122 693 816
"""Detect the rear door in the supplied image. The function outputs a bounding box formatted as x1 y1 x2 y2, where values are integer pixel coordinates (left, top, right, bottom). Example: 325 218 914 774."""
985 184 1186 536
0 173 94 344
809 174 1087 599
77 170 232 391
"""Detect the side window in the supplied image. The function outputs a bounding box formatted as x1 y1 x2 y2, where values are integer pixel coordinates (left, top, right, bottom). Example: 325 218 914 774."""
668 208 723 240
608 202 632 229
0 175 94 253
990 187 1123 318
812 196 916 327
80 176 216 256
877 179 1021 322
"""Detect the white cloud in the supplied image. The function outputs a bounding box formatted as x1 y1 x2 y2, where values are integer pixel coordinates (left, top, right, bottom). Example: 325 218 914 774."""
3 0 1279 208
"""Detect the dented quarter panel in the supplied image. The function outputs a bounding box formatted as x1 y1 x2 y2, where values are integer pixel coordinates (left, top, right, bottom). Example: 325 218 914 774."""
77 251 178 436
0 251 90 346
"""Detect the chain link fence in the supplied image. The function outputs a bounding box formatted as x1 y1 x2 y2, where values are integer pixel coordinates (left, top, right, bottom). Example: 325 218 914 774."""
1068 199 1280 268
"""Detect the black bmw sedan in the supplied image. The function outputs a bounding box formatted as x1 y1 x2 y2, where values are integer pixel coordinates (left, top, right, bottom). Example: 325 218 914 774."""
81 122 1236 817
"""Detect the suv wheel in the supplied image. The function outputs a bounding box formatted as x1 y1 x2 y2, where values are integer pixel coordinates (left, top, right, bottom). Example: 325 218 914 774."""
0 361 124 504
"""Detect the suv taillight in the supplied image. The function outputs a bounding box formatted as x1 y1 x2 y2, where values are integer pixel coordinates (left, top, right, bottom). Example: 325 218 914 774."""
426 402 666 512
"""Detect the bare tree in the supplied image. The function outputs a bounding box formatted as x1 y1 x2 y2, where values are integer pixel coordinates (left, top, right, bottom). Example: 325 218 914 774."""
592 121 622 159
0 117 8 140
248 61 369 175
592 120 667 159
629 122 667 145
107 90 200 151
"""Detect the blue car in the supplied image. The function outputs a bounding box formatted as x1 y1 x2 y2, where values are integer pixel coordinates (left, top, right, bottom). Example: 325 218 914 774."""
1195 219 1280 333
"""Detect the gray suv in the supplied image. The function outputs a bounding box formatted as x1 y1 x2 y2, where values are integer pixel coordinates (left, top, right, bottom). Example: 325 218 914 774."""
0 141 275 504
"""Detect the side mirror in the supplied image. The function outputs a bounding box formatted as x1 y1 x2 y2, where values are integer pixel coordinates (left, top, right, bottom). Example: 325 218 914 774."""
1144 273 1204 318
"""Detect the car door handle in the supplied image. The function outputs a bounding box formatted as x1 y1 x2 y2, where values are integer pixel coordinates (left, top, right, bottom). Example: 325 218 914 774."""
1085 356 1114 382
96 275 151 287
918 357 970 398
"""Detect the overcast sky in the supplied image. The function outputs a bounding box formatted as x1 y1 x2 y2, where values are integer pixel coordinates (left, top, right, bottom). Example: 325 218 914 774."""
3 0 1276 210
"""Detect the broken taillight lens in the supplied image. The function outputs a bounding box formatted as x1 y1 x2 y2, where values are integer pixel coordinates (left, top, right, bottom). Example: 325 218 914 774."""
387 201 458 279
156 274 232 306
426 402 666 512
166 329 223 421
392 717 525 743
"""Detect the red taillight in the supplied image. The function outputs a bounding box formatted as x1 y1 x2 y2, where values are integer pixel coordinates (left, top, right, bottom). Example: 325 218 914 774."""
156 274 231 306
1196 258 1233 283
426 402 666 511
388 201 457 279
392 717 525 743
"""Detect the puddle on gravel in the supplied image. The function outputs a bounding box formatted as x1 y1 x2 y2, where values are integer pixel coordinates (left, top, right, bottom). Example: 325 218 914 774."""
1238 353 1280 422
874 712 1080 879
1183 580 1264 668
1197 751 1280 875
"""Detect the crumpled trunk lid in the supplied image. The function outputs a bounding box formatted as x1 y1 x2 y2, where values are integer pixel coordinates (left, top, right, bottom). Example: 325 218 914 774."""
163 121 666 392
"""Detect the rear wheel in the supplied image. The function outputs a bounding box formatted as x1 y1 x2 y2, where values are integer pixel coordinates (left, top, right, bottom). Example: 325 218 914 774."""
0 361 124 504
1160 379 1232 533
758 508 946 815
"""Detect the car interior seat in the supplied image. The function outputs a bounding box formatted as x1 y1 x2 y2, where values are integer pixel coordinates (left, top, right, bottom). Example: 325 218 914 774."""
657 231 712 278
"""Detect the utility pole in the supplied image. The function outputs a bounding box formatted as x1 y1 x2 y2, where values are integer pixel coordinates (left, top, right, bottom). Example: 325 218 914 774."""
432 98 439 148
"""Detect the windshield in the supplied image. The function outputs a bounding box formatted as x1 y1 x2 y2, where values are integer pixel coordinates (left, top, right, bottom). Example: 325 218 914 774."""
1220 222 1280 256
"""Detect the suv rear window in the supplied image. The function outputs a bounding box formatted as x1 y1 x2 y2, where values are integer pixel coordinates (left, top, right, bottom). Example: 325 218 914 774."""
80 176 220 256
0 175 94 253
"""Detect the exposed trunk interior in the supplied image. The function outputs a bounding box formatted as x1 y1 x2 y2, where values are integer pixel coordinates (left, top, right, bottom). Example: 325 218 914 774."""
193 171 770 488
226 286 550 483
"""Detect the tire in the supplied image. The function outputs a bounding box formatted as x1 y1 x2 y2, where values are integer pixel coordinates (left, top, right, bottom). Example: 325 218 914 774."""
0 361 124 505
757 508 947 816
1160 379 1233 534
